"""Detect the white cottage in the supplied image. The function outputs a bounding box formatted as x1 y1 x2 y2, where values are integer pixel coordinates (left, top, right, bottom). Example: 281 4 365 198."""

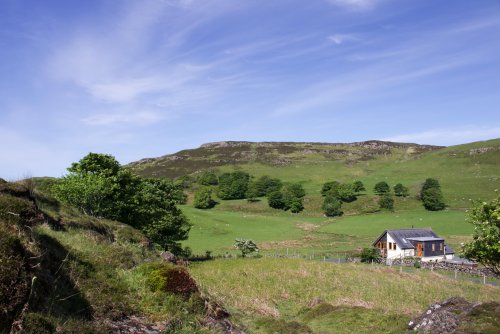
372 228 454 263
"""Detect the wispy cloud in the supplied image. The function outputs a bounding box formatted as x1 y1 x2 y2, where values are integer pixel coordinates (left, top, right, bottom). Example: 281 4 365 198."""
383 127 500 146
82 111 166 126
327 0 378 11
327 34 359 45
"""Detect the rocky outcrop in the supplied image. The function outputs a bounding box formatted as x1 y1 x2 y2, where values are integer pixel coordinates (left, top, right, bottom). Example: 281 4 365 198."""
407 297 500 333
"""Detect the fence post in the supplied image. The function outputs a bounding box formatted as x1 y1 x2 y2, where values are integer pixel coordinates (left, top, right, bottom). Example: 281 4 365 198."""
323 256 326 262
454 269 457 280
484 274 486 285
286 248 289 257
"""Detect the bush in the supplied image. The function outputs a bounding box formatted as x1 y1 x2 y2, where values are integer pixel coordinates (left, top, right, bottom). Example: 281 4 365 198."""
197 170 218 186
267 191 285 209
353 180 366 193
421 187 446 211
146 264 199 296
234 239 259 257
322 196 343 217
360 248 381 263
394 183 409 197
414 261 421 269
217 172 250 200
193 187 215 209
321 181 340 196
379 195 394 211
374 181 390 195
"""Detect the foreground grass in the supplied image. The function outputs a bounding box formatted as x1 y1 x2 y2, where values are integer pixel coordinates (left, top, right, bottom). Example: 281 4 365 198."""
190 258 500 333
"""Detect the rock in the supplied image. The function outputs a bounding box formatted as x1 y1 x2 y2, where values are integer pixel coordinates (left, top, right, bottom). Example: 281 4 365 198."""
160 251 177 263
406 297 500 334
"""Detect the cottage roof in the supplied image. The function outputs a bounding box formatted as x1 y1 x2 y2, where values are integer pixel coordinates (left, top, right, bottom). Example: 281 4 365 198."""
407 237 444 242
372 228 440 249
445 244 454 255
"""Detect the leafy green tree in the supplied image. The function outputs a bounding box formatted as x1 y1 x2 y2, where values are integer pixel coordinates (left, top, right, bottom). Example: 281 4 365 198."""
193 187 216 209
288 197 304 213
197 170 218 186
217 172 250 200
374 181 390 195
462 197 500 275
267 191 285 209
245 181 261 202
394 183 409 197
234 239 259 257
322 195 343 217
421 187 446 211
285 183 306 199
353 180 366 193
321 181 340 196
420 178 440 196
360 248 381 263
336 183 357 202
282 183 305 212
54 153 191 255
378 195 394 211
253 175 282 196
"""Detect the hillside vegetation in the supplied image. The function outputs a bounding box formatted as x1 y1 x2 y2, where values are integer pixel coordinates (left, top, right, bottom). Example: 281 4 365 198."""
0 179 234 333
128 139 500 255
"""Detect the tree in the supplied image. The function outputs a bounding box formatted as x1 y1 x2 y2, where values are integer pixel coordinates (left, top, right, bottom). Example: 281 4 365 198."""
419 178 445 211
421 188 446 211
394 183 409 197
353 180 366 193
462 197 500 275
360 248 381 263
245 181 261 202
217 172 250 200
54 153 191 255
197 170 218 186
336 183 357 202
282 183 305 212
267 191 285 209
193 187 216 209
374 181 390 195
379 195 394 211
321 181 340 196
322 195 343 217
234 239 259 257
254 175 282 196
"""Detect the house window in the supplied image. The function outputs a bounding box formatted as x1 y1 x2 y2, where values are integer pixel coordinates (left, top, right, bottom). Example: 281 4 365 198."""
393 243 397 250
432 244 435 251
440 243 443 251
388 242 392 250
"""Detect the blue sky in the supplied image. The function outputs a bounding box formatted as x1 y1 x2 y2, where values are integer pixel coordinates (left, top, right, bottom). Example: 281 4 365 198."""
1 0 500 178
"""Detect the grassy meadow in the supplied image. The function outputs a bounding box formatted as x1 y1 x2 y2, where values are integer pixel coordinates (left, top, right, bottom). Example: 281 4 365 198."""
190 258 500 333
179 139 500 256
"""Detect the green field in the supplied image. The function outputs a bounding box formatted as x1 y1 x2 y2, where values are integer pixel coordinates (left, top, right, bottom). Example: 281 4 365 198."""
176 139 500 256
190 258 500 333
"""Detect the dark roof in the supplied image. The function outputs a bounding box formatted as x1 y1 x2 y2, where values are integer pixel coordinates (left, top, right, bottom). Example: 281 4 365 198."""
407 237 444 242
445 244 454 254
372 229 440 249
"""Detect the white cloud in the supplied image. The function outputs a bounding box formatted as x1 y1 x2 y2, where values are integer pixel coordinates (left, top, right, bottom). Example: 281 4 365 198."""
327 0 377 11
82 111 166 126
382 127 500 146
327 34 358 45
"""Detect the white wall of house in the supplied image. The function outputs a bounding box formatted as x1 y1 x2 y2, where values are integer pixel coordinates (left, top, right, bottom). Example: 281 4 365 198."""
386 233 406 259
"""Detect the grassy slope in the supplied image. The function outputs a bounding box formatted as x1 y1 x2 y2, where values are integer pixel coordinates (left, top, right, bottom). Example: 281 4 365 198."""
0 179 213 333
190 258 500 334
177 139 499 255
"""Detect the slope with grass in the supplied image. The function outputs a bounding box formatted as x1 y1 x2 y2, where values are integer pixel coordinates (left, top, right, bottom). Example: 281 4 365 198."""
190 258 500 334
0 179 231 333
128 138 500 256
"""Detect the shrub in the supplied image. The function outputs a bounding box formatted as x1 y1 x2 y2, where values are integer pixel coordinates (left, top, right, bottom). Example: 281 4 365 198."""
421 187 446 211
234 239 259 257
360 248 381 263
322 196 343 217
193 187 215 209
394 183 409 197
146 264 199 296
353 180 366 193
217 172 250 200
267 191 285 209
378 195 394 211
374 181 390 195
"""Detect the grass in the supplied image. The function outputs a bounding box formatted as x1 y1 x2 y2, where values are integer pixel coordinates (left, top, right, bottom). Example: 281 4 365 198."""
190 257 500 333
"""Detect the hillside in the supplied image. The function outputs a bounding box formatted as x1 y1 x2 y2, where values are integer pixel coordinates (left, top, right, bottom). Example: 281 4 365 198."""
125 139 500 256
128 140 443 179
0 179 238 333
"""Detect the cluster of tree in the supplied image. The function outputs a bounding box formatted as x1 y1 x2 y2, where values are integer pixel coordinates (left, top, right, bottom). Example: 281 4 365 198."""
193 187 216 209
246 175 282 201
419 178 446 211
267 183 306 213
217 171 250 200
321 180 365 217
373 181 410 211
54 153 191 255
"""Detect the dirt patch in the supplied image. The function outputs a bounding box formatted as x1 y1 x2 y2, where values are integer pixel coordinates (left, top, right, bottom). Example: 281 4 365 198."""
295 223 320 232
